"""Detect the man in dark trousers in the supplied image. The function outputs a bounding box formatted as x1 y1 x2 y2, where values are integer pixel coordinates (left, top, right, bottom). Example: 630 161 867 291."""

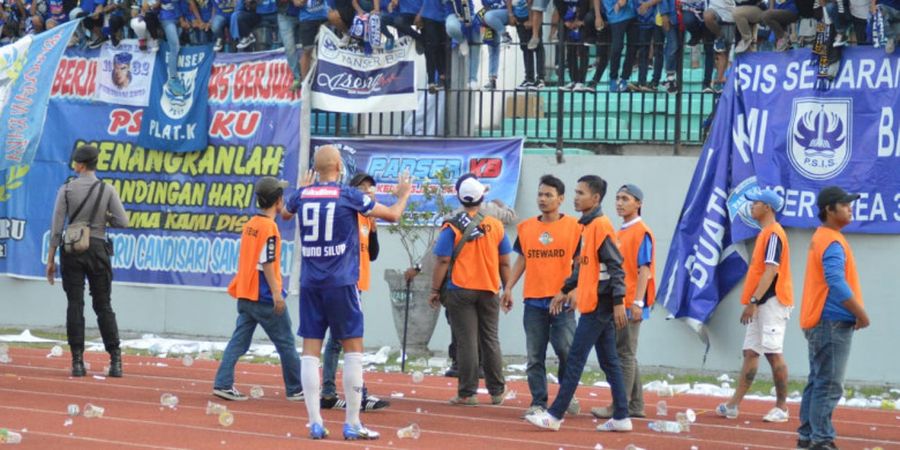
46 145 129 378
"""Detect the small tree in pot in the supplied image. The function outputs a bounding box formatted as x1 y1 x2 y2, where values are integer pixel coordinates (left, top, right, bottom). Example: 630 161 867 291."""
384 168 454 358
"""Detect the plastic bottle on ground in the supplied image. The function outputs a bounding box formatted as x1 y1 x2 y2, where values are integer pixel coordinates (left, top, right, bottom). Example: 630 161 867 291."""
83 403 105 418
160 393 179 408
50 345 63 357
656 400 667 416
182 355 194 367
648 420 682 433
206 401 227 415
411 371 424 384
218 411 234 427
396 423 420 439
249 385 264 399
67 404 80 417
0 428 22 444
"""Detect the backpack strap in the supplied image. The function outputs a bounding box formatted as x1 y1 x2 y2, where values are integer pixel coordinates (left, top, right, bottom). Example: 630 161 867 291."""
66 181 102 224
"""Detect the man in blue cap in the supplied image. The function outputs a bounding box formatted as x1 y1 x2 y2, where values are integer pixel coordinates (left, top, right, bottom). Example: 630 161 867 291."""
716 187 794 424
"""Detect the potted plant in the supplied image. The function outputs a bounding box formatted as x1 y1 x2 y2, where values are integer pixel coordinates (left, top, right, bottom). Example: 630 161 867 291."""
383 168 455 357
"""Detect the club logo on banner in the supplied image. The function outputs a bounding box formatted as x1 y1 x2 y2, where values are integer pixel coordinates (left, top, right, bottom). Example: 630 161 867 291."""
95 40 156 107
787 98 852 180
138 43 214 152
310 27 417 113
658 47 900 342
0 19 80 170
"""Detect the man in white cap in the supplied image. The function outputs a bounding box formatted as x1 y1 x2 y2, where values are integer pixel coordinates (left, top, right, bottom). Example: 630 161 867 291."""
717 188 794 424
428 174 512 405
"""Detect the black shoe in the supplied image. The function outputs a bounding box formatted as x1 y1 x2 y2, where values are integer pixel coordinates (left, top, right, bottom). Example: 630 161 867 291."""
320 395 344 409
71 351 86 377
810 442 838 450
108 349 122 377
444 366 458 377
213 387 249 401
796 439 811 449
362 395 390 411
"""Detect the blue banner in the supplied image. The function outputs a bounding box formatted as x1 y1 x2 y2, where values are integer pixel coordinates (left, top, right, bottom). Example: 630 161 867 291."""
308 137 524 220
658 47 900 330
0 20 80 170
137 43 215 152
0 49 300 289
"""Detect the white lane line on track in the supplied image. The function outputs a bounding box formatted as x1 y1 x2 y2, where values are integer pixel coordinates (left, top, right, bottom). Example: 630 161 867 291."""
20 430 190 450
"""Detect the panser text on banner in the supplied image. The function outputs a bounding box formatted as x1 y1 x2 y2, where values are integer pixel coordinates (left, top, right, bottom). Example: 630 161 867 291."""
137 43 215 152
658 47 900 342
0 48 300 289
310 27 417 113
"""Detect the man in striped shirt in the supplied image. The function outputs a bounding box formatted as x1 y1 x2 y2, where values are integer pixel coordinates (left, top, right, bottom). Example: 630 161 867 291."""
716 188 794 424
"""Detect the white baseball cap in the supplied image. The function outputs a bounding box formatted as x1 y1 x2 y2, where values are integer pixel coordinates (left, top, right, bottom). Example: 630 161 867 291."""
456 174 486 205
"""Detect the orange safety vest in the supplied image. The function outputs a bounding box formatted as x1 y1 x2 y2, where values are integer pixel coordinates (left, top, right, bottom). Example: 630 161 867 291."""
516 215 582 299
357 214 376 292
800 227 863 329
444 214 506 294
617 219 656 308
228 215 281 301
740 221 793 306
576 214 617 313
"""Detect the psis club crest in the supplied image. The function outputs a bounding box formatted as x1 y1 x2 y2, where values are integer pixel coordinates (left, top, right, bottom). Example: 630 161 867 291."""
787 98 852 180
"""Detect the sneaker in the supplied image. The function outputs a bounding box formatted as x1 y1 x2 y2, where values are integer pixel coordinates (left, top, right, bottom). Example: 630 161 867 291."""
533 79 546 89
502 31 512 44
609 79 619 92
713 37 726 53
566 398 581 415
166 77 186 97
574 82 593 92
596 417 633 432
586 80 598 90
525 410 562 431
809 442 838 450
490 388 506 405
796 439 812 449
449 395 478 406
444 364 458 377
517 80 535 90
527 36 540 50
832 33 847 47
559 82 575 91
468 80 479 90
735 38 752 53
775 37 791 52
617 79 628 92
236 34 256 50
213 38 224 52
213 387 248 401
458 40 469 56
522 405 546 418
715 402 739 419
362 395 390 411
338 33 351 47
286 391 305 401
309 422 329 439
320 396 346 409
343 423 380 440
591 406 613 418
483 78 497 90
664 77 678 94
702 84 716 94
763 407 789 423
887 38 896 55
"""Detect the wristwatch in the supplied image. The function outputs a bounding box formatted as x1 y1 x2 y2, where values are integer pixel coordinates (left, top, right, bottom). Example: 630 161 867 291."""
634 300 645 308
749 296 760 305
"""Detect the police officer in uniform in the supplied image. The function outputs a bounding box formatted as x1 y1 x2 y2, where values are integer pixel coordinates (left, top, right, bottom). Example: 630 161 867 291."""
46 145 129 378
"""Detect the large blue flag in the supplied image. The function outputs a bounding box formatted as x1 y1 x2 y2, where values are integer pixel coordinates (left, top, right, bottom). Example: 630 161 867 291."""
0 20 80 170
657 47 900 342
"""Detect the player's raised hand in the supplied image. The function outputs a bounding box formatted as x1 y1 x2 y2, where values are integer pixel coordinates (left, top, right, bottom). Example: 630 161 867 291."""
395 169 413 198
300 169 316 187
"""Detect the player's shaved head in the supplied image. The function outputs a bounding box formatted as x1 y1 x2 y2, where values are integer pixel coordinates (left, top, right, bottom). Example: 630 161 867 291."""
314 145 342 178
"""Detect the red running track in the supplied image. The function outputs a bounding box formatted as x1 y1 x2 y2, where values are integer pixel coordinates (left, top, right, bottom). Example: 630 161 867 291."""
0 347 896 449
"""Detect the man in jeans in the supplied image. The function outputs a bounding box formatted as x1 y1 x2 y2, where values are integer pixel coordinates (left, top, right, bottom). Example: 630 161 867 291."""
211 177 304 403
796 186 870 450
429 174 511 406
502 175 581 417
526 175 632 433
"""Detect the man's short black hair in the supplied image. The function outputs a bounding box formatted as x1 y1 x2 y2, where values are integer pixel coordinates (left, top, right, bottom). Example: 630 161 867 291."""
817 204 831 223
539 174 565 196
256 189 282 209
577 175 607 201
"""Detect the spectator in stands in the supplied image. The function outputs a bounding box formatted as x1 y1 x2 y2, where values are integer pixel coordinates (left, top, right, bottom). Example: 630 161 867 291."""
659 0 680 93
159 0 187 94
632 0 664 91
445 0 483 90
210 0 233 50
80 0 107 48
875 0 900 52
847 0 870 43
1 1 21 45
234 0 278 51
585 0 611 90
105 0 130 46
703 0 734 92
297 0 328 82
515 0 546 89
732 0 765 53
131 0 163 51
382 0 423 53
416 0 448 92
605 0 638 92
481 0 512 90
526 0 548 49
276 0 301 87
556 0 590 91
682 0 715 92
187 0 214 43
762 0 798 51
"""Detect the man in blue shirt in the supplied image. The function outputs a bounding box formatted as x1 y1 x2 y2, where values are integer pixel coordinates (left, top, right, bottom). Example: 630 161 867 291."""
282 145 412 440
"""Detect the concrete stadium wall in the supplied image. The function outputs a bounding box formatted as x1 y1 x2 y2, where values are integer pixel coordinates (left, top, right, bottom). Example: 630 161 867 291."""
3 153 899 383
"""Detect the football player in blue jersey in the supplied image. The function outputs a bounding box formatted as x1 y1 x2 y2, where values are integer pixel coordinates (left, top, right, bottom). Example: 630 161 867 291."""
282 145 412 440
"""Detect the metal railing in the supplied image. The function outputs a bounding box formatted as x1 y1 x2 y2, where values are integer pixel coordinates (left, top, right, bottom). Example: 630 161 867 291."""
310 38 722 150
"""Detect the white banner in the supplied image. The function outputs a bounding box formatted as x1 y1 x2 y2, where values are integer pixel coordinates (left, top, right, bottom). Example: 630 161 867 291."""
95 40 156 107
309 27 417 113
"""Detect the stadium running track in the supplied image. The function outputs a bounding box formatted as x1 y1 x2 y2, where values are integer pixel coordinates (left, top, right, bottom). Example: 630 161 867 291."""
0 347 896 449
